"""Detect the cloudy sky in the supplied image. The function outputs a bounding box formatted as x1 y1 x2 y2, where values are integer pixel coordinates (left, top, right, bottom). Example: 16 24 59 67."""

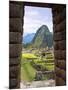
23 6 53 36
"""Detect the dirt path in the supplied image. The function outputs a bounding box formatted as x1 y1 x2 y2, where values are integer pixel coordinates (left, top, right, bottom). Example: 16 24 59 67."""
20 80 55 88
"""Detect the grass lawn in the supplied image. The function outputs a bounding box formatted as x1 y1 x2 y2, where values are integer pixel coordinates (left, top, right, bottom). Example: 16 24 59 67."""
21 62 36 82
22 53 38 59
21 53 37 82
21 52 54 82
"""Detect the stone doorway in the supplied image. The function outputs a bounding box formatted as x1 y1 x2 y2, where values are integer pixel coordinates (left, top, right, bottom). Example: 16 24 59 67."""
9 1 66 89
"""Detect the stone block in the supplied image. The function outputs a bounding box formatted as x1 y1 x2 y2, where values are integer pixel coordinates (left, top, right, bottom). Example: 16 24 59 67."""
9 57 20 65
53 20 66 32
9 3 23 18
9 66 20 78
9 44 22 57
56 76 65 86
9 32 22 43
9 18 22 32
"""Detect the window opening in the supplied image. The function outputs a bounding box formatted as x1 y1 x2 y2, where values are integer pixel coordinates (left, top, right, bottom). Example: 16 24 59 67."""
21 5 55 88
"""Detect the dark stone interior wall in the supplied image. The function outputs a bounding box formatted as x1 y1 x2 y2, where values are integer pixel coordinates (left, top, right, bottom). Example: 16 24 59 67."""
9 1 66 88
52 5 66 86
9 2 24 88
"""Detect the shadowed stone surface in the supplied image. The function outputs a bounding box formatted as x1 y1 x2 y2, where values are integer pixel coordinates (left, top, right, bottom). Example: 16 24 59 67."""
20 80 55 88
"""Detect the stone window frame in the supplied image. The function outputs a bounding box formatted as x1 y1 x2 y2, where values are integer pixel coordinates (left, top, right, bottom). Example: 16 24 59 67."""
9 1 66 89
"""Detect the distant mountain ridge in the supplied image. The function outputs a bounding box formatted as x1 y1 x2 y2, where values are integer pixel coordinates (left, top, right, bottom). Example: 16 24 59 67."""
23 25 53 48
23 33 35 44
31 25 53 48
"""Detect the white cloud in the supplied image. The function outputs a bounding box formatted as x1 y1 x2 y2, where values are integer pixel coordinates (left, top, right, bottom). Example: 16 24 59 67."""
23 6 53 34
25 6 39 17
25 10 39 16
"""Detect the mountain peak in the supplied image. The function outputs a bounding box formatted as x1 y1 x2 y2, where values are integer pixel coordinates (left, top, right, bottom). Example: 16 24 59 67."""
32 25 53 48
41 25 48 28
39 25 50 32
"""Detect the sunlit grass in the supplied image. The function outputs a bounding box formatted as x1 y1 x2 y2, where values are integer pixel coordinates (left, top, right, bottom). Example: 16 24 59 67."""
45 65 54 71
22 53 38 59
21 60 36 82
21 51 54 82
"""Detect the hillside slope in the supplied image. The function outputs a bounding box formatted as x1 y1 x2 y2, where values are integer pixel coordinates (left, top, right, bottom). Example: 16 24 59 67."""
32 25 53 48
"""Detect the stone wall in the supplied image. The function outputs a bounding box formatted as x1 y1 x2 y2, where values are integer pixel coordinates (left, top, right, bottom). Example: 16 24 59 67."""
9 1 66 88
52 5 66 86
9 2 24 88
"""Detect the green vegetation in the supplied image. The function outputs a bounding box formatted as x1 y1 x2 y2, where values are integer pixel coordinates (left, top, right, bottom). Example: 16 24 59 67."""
21 25 54 83
31 25 53 48
21 49 54 82
22 53 38 59
21 62 36 82
45 64 54 71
